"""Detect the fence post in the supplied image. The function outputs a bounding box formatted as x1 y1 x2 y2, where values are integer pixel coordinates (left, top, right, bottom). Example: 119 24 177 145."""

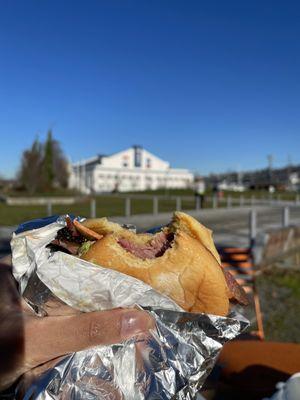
153 196 158 215
282 207 289 227
249 209 257 246
296 194 300 205
125 197 131 217
212 195 217 209
176 196 182 211
90 198 96 218
251 195 255 207
47 201 52 216
227 195 232 208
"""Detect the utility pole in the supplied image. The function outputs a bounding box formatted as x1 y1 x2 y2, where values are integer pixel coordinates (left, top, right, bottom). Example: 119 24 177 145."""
267 154 273 187
237 164 243 186
287 154 292 189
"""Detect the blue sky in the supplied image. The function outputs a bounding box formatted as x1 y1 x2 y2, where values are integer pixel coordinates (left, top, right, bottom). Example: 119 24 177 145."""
0 1 300 178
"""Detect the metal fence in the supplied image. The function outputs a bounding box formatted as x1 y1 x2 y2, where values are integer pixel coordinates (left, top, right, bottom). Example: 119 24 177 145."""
5 194 300 219
2 195 300 250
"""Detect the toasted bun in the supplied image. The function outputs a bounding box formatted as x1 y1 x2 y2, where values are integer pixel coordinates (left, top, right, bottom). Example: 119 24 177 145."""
81 212 230 316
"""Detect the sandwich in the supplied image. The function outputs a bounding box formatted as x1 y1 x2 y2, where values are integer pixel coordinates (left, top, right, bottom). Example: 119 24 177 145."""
52 212 248 316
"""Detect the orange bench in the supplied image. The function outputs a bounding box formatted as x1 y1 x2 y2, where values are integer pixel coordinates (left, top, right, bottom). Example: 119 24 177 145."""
218 246 264 339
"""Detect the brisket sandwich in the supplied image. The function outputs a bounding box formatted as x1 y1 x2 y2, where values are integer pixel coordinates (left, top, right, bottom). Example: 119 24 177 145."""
53 212 248 316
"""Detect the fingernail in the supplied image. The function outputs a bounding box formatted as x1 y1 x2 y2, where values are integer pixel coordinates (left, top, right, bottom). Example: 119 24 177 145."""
121 311 152 338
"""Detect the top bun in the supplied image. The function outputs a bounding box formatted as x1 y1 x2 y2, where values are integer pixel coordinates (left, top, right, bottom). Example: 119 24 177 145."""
81 212 233 316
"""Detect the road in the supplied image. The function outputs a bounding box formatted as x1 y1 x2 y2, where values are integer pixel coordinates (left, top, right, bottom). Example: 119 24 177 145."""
1 205 300 256
197 205 300 247
113 205 300 248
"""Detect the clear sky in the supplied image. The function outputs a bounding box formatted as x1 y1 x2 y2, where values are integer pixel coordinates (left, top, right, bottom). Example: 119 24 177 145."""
0 1 300 178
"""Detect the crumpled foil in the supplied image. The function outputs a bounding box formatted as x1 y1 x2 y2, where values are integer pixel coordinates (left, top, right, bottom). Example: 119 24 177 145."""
11 216 249 399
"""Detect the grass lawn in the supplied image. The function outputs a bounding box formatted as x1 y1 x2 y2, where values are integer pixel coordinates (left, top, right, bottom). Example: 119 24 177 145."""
256 267 300 343
0 196 201 226
0 204 48 226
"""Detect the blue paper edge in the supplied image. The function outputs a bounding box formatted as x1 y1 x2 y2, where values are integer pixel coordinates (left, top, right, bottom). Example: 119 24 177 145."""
14 214 76 235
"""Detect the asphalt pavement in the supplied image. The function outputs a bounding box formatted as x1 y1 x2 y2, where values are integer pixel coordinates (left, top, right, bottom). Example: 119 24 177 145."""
112 205 300 248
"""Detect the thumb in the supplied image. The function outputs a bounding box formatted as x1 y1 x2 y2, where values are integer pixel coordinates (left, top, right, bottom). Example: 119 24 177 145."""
24 308 154 369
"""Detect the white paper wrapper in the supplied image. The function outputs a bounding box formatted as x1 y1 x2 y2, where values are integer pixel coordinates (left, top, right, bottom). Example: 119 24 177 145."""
11 216 249 399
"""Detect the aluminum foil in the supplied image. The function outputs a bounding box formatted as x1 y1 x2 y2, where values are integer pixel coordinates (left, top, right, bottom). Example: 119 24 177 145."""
11 216 249 399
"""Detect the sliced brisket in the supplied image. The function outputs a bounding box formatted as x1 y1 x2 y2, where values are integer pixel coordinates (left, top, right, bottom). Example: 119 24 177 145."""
118 232 174 259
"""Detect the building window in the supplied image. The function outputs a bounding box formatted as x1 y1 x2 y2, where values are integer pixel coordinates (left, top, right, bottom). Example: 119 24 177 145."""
122 155 129 167
134 146 142 167
146 158 152 168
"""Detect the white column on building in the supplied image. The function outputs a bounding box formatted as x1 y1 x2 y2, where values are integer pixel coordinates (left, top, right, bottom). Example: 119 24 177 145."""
165 170 170 189
87 167 91 193
78 163 81 192
91 167 95 193
80 160 85 193
75 163 80 191
79 161 82 193
73 164 76 190
78 164 81 192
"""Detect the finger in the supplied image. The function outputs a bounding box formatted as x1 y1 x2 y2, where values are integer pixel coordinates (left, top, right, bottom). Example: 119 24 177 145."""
0 264 21 314
0 255 12 267
20 354 123 399
0 263 24 391
43 297 81 317
16 355 67 398
22 355 66 383
24 308 155 369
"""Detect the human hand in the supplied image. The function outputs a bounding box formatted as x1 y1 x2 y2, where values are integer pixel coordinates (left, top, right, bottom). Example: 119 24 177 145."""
0 257 154 391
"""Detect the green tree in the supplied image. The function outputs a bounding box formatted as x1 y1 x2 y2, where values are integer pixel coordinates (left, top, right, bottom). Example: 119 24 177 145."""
43 130 55 190
18 131 70 194
18 138 44 194
41 130 70 191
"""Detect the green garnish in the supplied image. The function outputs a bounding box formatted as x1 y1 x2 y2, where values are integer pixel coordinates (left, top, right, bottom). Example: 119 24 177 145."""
78 240 94 256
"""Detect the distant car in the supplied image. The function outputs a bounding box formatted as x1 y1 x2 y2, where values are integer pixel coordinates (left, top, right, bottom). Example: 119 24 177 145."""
218 182 246 192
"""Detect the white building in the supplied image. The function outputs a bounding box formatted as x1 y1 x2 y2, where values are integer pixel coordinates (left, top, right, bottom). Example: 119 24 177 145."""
69 146 194 193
